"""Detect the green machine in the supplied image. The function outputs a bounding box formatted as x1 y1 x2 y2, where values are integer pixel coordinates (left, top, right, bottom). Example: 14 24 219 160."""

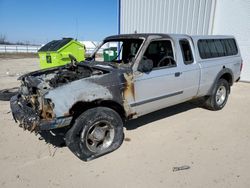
38 38 85 69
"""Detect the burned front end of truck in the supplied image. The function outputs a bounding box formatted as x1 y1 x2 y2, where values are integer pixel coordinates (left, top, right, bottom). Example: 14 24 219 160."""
10 34 144 161
10 62 124 132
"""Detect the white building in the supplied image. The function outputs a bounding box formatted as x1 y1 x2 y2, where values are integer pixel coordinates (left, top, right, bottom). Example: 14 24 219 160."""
79 41 100 54
119 0 250 81
80 41 118 54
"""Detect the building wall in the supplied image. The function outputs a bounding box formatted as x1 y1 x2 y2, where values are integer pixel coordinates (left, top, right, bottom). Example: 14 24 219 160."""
212 0 250 82
120 0 250 81
120 0 215 35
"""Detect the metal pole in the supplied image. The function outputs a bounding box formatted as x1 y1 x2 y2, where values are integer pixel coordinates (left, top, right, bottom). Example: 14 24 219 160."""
118 0 121 35
117 0 121 60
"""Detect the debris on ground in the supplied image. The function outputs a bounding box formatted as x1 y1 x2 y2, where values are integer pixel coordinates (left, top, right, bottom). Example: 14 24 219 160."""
172 165 190 172
0 87 19 101
5 70 27 77
124 137 131 142
48 145 58 157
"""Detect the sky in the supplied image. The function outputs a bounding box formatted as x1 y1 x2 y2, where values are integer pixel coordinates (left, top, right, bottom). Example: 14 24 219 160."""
0 0 118 44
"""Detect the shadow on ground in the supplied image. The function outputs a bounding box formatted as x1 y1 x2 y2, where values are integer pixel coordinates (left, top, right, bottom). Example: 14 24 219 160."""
124 100 204 130
38 99 204 147
38 128 68 148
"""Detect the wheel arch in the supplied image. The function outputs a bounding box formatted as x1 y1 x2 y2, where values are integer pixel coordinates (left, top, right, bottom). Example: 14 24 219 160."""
219 72 233 86
69 99 126 122
209 68 234 95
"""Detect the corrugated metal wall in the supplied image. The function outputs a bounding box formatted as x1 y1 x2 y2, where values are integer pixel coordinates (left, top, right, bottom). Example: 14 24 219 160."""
120 0 250 81
120 0 215 35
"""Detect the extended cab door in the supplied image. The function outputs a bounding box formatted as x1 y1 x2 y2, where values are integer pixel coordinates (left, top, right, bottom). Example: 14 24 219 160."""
177 38 200 100
131 37 200 116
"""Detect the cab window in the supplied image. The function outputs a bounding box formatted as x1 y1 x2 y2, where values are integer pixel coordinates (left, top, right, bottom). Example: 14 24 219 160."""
179 39 194 64
95 39 143 63
143 40 176 69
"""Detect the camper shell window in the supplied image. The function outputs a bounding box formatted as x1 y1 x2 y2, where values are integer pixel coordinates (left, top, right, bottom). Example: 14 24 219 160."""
198 38 238 59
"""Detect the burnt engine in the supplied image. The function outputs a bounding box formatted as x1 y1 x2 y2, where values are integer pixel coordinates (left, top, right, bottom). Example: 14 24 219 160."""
20 64 106 95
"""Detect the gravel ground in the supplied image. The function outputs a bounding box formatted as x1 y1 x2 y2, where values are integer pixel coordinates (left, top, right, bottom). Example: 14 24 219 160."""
0 58 250 188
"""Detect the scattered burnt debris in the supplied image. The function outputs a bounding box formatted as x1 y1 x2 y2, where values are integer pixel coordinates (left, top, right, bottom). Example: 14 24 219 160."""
172 165 191 172
0 87 19 101
124 137 131 142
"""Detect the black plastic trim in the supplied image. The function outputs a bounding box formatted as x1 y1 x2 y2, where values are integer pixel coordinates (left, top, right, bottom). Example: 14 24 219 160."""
130 91 183 107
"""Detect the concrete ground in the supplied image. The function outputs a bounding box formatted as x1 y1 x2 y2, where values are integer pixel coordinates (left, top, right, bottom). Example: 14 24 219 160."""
0 58 250 188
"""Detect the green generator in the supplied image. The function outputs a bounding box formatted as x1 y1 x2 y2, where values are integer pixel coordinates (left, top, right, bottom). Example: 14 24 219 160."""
38 38 85 69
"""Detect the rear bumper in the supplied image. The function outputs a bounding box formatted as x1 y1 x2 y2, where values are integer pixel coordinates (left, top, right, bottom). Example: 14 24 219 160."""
10 95 72 132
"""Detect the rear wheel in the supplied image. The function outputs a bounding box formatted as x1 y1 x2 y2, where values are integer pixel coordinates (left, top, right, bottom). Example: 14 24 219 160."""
65 107 124 161
204 79 230 110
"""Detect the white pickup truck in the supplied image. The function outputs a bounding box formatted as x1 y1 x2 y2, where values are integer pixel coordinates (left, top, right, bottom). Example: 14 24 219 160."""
10 34 242 161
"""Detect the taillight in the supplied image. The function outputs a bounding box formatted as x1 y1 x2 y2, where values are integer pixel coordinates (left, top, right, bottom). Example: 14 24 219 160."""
240 60 243 72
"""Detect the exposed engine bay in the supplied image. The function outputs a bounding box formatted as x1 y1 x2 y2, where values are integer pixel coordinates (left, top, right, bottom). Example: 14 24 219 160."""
20 64 108 95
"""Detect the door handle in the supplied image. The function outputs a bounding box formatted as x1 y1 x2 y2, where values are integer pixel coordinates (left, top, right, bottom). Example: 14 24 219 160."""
175 72 181 77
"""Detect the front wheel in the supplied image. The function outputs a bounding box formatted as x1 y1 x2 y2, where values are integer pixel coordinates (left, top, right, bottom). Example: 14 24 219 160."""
65 107 124 161
204 79 230 111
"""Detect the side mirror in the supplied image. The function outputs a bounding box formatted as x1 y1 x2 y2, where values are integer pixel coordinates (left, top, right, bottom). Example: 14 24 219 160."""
138 57 153 73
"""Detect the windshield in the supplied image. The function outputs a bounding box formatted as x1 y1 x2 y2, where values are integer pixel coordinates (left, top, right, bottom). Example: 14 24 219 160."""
92 39 143 66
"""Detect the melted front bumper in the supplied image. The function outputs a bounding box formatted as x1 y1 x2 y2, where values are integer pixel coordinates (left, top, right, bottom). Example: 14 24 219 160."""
10 95 72 132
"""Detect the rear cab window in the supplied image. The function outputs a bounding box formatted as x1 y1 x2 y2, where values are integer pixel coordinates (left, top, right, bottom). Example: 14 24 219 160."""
179 39 194 64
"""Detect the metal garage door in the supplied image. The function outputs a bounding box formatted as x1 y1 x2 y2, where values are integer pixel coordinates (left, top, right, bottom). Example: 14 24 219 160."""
212 0 250 82
120 0 215 35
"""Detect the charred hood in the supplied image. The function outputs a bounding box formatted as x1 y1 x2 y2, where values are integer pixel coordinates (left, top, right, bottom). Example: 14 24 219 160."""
19 62 111 95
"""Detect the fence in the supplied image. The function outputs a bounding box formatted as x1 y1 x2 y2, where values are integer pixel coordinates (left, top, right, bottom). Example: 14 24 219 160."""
0 44 97 55
85 48 96 55
0 44 41 53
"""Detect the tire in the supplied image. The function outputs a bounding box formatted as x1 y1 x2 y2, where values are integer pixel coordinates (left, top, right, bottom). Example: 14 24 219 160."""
204 79 230 111
65 107 124 161
0 87 19 101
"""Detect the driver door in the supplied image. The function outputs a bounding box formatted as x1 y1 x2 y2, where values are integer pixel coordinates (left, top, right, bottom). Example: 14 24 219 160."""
132 39 184 116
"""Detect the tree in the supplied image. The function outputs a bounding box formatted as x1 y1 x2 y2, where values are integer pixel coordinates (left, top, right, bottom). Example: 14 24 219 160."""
0 34 7 44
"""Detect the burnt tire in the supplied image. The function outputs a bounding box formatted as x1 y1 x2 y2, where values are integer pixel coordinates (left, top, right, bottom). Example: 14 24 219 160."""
65 107 124 161
204 79 230 111
0 87 19 101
